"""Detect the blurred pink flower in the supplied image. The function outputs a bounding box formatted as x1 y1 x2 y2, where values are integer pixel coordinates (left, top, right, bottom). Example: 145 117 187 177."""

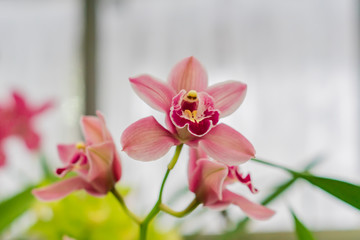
0 91 52 167
33 111 122 201
188 148 274 220
121 56 255 165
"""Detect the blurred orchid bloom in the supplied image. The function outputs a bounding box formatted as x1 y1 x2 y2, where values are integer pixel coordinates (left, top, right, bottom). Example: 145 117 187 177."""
122 56 255 165
0 91 52 167
188 148 274 220
33 111 122 201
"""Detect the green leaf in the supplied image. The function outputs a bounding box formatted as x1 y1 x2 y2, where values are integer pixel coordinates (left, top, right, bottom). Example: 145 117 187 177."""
296 173 360 210
252 157 360 211
219 157 323 240
292 210 316 240
0 186 36 233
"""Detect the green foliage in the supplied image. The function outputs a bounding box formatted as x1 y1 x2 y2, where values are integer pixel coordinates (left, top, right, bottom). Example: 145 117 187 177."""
291 211 316 240
252 158 360 210
28 188 182 240
0 186 35 233
219 157 322 240
296 173 360 210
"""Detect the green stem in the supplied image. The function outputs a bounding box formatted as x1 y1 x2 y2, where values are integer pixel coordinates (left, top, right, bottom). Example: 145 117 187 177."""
139 144 183 240
111 188 142 224
167 144 183 170
159 198 200 218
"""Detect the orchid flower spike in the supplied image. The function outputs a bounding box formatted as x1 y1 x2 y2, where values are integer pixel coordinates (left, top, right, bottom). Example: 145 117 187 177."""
33 111 122 201
188 148 275 220
122 56 255 165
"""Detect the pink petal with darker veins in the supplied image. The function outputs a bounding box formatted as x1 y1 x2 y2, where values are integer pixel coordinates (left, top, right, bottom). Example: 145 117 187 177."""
168 57 208 92
121 116 180 161
199 124 255 165
130 75 176 113
206 81 247 118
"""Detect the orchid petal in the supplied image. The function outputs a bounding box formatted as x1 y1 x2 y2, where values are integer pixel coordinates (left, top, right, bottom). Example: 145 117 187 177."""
189 159 228 205
165 113 177 134
199 124 255 165
121 116 180 161
86 142 114 193
32 176 89 201
0 146 6 167
188 147 207 177
95 111 112 141
81 115 103 144
206 81 247 117
23 129 40 150
222 190 275 220
57 144 77 164
112 154 122 182
12 91 27 113
168 56 208 92
130 75 176 112
32 101 53 116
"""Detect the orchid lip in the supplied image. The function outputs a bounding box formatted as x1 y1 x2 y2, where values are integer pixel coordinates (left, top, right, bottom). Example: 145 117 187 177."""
228 166 258 194
56 152 88 177
170 90 220 138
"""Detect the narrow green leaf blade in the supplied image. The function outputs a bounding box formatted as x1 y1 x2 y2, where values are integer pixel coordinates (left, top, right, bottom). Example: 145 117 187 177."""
0 186 35 233
298 174 360 210
252 157 360 210
292 211 316 240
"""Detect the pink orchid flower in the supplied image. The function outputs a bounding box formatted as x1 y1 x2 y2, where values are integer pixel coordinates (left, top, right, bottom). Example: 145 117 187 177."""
32 111 122 201
188 148 275 220
0 91 52 167
121 56 255 165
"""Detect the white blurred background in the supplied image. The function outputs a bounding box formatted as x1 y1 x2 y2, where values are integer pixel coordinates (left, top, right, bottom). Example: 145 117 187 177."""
0 0 359 235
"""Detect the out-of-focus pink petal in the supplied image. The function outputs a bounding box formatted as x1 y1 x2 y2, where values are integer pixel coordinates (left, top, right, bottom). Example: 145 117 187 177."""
190 159 228 205
86 142 114 190
81 116 103 144
130 75 176 112
121 116 180 161
95 111 112 141
23 129 40 150
12 91 27 113
222 190 275 220
32 176 89 201
206 81 247 117
168 57 208 92
32 101 53 116
57 144 77 164
199 124 255 165
112 154 122 182
0 146 6 167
